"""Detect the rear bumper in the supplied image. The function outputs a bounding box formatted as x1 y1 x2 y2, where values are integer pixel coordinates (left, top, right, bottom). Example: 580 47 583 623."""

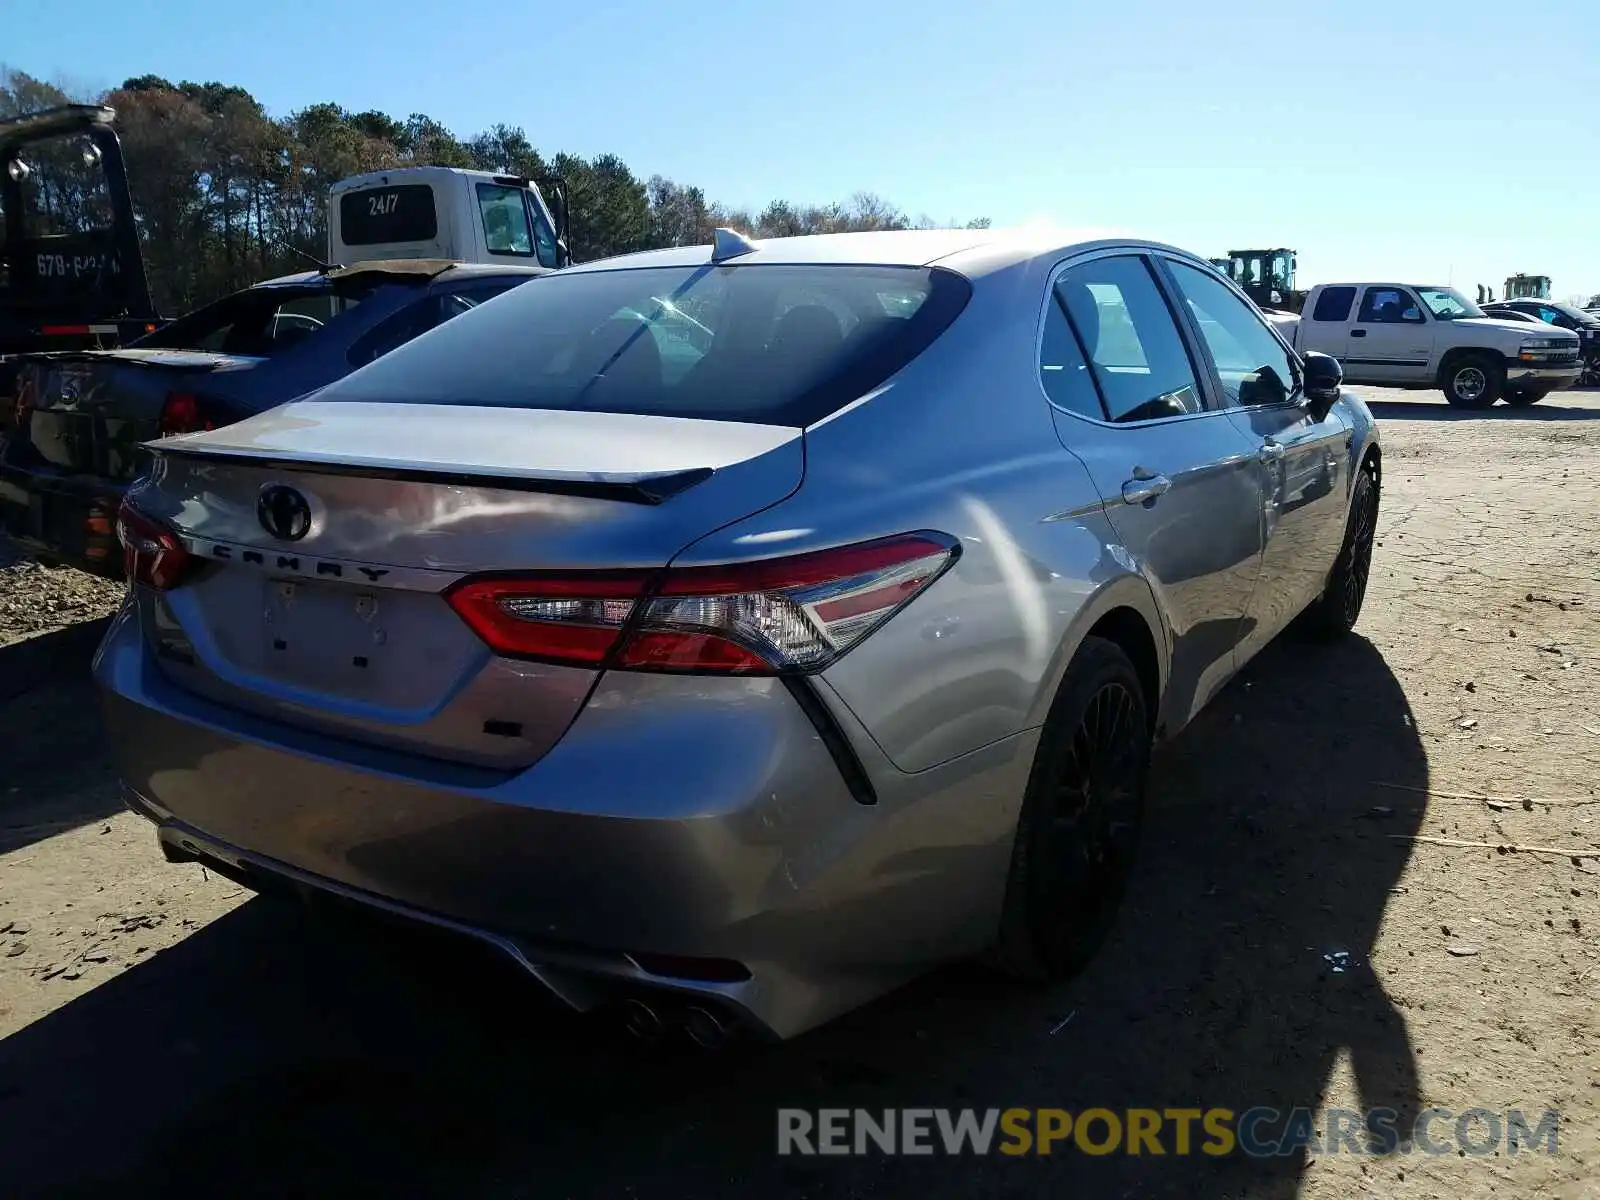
94 603 1032 1039
0 449 125 575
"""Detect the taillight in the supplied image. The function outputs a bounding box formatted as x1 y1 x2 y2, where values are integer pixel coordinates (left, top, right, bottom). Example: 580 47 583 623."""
444 533 959 675
115 497 194 590
447 575 650 667
159 391 213 437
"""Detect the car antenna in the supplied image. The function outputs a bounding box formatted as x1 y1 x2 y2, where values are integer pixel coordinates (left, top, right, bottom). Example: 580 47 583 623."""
711 227 758 263
276 239 338 272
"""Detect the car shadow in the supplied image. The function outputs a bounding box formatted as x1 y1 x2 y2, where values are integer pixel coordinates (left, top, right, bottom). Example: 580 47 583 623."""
0 617 124 855
1364 396 1600 421
0 634 1425 1199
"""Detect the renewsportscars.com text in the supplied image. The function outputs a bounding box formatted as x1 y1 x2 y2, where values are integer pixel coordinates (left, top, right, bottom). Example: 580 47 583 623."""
777 1107 1560 1158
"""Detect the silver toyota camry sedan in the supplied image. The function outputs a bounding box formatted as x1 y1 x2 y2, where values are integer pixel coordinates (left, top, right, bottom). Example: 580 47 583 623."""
97 227 1381 1043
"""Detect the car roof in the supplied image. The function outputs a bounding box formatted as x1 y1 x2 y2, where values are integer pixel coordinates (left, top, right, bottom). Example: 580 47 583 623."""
559 226 1198 279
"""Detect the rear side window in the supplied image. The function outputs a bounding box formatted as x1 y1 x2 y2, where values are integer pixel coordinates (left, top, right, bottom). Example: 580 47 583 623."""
1038 293 1104 420
346 281 523 367
321 264 972 426
339 184 438 246
1311 286 1356 322
1053 256 1204 423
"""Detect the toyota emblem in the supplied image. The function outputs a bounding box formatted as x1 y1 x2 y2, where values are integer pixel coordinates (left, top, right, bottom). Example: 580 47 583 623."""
257 484 312 542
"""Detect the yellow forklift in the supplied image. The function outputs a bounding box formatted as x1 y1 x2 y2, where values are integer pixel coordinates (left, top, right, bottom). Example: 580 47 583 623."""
1503 274 1551 301
1208 248 1307 312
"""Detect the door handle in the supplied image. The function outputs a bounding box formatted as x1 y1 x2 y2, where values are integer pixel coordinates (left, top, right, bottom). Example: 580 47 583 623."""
1350 329 1367 338
1121 471 1172 505
1258 439 1286 464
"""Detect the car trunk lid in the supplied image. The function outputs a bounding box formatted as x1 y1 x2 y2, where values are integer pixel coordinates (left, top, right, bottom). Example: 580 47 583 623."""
129 400 804 768
10 349 262 479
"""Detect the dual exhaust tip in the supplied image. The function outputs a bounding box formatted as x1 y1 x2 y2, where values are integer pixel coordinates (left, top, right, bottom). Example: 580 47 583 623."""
618 997 739 1049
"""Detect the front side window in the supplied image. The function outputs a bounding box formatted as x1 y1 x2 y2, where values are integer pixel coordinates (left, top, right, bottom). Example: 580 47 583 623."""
1311 286 1356 322
1167 261 1298 408
476 183 533 257
1358 287 1425 324
321 263 972 426
475 184 559 268
1053 256 1204 423
1553 304 1600 329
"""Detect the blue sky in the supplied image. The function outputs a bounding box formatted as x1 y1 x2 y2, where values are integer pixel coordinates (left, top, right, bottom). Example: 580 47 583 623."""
8 0 1598 298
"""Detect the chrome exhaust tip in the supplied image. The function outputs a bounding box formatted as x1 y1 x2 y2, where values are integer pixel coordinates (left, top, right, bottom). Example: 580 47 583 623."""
682 1005 735 1049
619 998 665 1042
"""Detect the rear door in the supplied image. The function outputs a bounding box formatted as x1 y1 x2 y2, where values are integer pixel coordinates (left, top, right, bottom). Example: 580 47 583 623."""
1349 286 1433 381
1042 251 1265 728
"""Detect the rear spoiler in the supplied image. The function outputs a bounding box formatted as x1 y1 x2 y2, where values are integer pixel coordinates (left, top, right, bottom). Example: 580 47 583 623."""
323 258 458 282
10 348 252 369
148 442 714 506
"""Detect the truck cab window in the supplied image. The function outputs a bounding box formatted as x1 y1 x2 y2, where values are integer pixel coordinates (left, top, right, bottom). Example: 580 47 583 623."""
1358 287 1425 324
1311 286 1356 322
476 184 534 257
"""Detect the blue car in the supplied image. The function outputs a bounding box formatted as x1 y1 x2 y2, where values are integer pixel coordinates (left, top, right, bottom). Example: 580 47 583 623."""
0 259 546 575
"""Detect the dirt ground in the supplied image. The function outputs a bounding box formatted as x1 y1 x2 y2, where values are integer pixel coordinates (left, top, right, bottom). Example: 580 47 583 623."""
1 388 1597 1199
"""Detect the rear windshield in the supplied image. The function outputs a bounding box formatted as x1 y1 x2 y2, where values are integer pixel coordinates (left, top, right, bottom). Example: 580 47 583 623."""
338 184 438 246
136 279 382 356
320 263 972 425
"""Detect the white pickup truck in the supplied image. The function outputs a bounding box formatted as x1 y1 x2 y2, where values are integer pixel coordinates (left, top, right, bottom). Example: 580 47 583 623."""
1269 283 1582 408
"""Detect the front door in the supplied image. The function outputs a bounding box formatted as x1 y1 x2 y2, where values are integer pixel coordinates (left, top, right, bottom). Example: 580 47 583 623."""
1041 252 1265 730
1348 286 1433 383
1157 257 1354 660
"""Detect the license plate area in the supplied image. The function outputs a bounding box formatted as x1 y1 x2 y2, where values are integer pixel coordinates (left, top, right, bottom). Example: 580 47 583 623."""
263 577 396 697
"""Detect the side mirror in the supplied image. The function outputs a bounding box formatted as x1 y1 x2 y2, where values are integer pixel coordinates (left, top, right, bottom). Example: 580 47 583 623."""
1302 351 1342 418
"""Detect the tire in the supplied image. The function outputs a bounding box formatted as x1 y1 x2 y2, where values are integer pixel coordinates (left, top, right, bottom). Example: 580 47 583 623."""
1503 387 1551 408
1302 461 1380 639
1581 353 1600 389
1441 354 1503 409
992 636 1150 981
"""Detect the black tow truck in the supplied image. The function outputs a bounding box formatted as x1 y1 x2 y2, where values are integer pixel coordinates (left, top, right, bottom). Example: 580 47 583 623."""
1 104 163 401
